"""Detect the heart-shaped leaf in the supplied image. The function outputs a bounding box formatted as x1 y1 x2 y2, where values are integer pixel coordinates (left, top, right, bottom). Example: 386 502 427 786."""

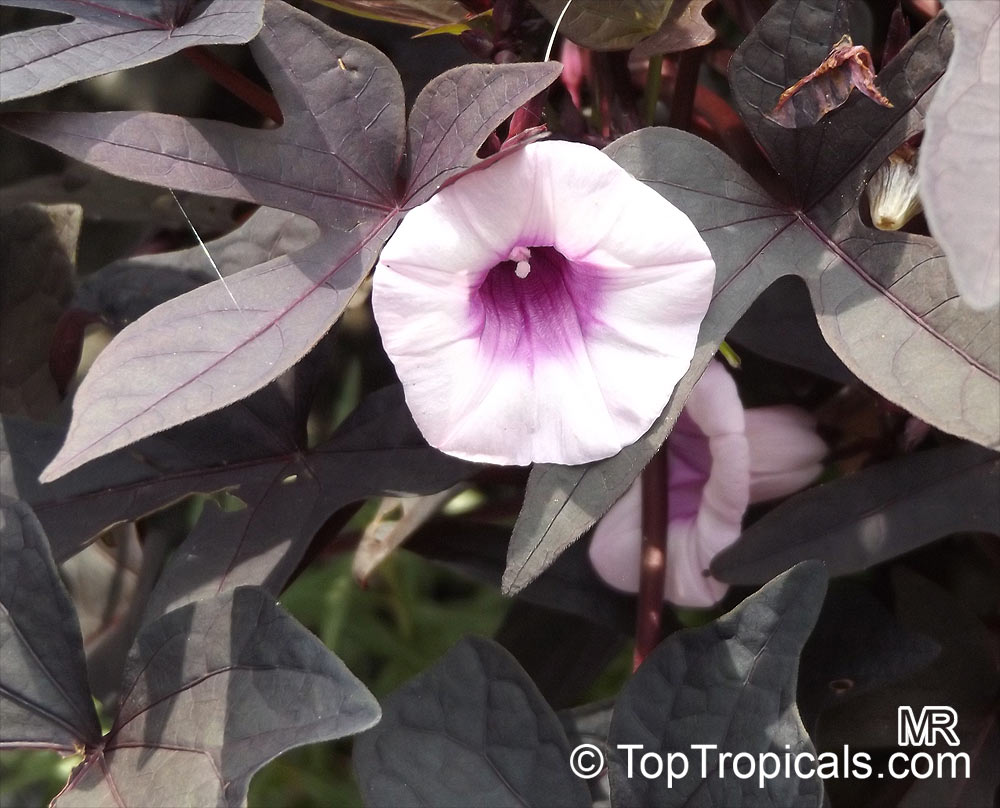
52 586 380 807
504 0 999 595
919 0 1000 309
607 561 828 808
711 443 1000 585
2 0 560 483
353 635 591 808
0 499 101 752
0 0 264 102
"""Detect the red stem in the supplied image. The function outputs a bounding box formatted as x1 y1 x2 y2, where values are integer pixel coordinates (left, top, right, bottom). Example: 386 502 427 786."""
634 445 669 671
668 47 704 131
183 46 283 125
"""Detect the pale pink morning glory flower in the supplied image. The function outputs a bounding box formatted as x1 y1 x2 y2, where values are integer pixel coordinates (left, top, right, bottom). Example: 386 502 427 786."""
372 140 716 466
588 360 827 607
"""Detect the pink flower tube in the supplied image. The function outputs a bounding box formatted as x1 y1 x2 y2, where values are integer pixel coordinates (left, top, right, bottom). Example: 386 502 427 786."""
372 141 716 466
588 360 827 607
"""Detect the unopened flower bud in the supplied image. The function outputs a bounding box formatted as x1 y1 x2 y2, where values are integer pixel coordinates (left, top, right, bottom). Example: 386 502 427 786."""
867 143 922 231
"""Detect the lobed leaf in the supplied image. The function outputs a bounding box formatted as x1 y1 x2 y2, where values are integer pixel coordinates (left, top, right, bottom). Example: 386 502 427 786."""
2 0 559 483
143 386 474 619
4 381 472 621
0 500 101 752
607 561 828 808
54 586 380 807
0 0 264 103
711 444 1000 584
1 378 303 562
353 635 591 808
404 61 563 205
919 0 1000 309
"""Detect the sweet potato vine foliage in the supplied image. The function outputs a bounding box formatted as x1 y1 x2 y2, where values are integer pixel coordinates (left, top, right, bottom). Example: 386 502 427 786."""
1 0 999 807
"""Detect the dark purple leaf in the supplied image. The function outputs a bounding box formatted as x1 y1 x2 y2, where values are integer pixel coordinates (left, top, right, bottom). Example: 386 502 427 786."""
0 0 264 102
4 382 472 621
410 520 636 633
0 164 241 235
4 2 405 484
529 0 672 50
53 586 380 807
404 60 562 205
728 275 854 382
2 0 559 482
143 386 474 619
818 570 1000 808
0 203 79 418
797 580 939 732
630 0 717 59
353 635 591 808
608 562 827 808
711 444 1000 585
74 207 320 329
919 0 1000 309
310 0 472 29
504 0 999 595
0 378 301 562
0 500 102 752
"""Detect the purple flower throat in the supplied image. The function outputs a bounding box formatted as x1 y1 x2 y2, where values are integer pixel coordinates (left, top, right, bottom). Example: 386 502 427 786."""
471 245 604 368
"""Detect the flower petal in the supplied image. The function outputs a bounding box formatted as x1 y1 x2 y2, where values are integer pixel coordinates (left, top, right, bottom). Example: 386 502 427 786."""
588 360 750 607
372 140 715 465
744 406 827 503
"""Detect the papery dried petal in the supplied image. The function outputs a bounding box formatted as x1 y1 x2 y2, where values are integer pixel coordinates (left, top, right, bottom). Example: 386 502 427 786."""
766 34 893 128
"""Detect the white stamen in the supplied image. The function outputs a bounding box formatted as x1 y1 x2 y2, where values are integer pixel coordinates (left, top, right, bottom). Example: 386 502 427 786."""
515 260 531 278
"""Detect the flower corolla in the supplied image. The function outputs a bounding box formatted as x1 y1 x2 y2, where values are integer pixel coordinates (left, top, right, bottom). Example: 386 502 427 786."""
372 140 716 466
588 360 827 607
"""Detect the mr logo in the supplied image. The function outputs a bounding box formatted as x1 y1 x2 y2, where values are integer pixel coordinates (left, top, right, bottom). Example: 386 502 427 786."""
897 706 960 747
